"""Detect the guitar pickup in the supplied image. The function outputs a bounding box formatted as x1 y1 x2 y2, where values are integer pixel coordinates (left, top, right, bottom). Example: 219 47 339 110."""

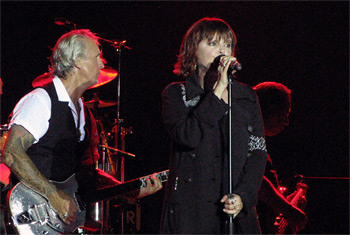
13 211 34 225
12 203 50 226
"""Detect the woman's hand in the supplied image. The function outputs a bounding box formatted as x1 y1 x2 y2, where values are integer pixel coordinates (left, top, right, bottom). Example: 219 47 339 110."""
213 55 237 102
220 194 243 218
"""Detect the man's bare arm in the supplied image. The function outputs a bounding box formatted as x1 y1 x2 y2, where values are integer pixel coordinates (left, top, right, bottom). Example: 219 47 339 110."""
1 124 56 198
2 124 78 223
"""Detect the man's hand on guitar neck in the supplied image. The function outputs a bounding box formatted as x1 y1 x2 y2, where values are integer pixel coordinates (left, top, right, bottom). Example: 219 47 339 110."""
286 187 307 211
49 189 78 224
137 173 163 198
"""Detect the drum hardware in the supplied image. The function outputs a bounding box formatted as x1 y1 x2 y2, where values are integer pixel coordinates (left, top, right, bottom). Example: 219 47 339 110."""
88 119 116 234
102 37 134 235
54 17 78 30
98 37 133 183
96 119 116 177
93 117 135 234
99 145 135 158
84 99 118 109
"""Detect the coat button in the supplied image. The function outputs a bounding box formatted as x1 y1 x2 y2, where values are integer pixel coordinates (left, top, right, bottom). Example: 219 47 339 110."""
247 125 254 133
247 152 252 157
169 209 174 214
185 178 193 183
189 153 196 159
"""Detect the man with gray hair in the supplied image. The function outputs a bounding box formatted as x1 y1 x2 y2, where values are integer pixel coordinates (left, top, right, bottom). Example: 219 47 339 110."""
1 30 162 233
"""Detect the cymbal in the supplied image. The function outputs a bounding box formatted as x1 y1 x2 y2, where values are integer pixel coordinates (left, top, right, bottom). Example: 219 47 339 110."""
88 67 118 89
32 72 52 88
84 99 117 109
32 67 118 89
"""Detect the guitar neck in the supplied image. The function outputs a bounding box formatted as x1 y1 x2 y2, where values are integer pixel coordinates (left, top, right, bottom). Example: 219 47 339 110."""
289 188 303 206
78 170 169 206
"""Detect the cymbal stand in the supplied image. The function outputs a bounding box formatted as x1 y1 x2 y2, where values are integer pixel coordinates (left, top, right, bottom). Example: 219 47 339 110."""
97 119 117 176
95 119 117 233
103 38 133 234
101 38 132 182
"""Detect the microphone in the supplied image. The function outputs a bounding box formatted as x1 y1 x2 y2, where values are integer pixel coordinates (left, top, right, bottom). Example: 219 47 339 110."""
216 54 242 72
230 61 242 71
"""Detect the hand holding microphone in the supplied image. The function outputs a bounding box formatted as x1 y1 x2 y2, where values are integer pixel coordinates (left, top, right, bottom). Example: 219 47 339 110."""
216 54 241 86
204 55 242 92
216 54 242 73
212 55 242 103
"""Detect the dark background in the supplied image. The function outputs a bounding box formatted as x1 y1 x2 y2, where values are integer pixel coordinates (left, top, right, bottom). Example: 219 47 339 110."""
1 1 348 234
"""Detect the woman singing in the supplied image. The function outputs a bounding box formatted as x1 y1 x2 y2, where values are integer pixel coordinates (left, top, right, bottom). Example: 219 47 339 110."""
160 17 267 234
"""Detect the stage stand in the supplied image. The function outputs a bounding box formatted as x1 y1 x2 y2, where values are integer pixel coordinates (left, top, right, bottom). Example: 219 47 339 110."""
93 39 140 234
111 119 141 234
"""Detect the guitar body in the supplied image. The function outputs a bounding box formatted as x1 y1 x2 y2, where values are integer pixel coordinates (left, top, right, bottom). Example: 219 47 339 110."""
8 174 86 235
274 182 308 235
7 169 169 235
274 213 296 235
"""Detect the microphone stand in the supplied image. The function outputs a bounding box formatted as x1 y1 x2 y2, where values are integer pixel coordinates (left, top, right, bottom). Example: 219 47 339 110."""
227 73 235 235
226 62 241 235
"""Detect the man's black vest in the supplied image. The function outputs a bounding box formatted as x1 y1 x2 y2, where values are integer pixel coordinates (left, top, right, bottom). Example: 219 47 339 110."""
26 82 89 181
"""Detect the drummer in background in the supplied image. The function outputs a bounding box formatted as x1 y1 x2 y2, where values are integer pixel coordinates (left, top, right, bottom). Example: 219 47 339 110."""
1 29 162 226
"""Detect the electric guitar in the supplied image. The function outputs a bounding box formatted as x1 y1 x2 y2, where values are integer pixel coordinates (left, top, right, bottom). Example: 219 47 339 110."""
8 170 169 235
274 182 308 235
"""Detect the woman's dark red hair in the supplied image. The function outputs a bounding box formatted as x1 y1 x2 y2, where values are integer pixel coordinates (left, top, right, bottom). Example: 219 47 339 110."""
174 17 237 78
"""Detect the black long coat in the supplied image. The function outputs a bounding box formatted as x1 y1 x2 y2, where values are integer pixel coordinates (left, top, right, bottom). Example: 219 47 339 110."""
160 75 267 234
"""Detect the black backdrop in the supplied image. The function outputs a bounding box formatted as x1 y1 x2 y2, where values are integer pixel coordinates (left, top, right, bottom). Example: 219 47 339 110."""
1 1 349 234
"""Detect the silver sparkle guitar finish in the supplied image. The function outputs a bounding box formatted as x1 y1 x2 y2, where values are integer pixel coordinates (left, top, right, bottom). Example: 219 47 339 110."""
8 170 169 234
8 174 85 235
